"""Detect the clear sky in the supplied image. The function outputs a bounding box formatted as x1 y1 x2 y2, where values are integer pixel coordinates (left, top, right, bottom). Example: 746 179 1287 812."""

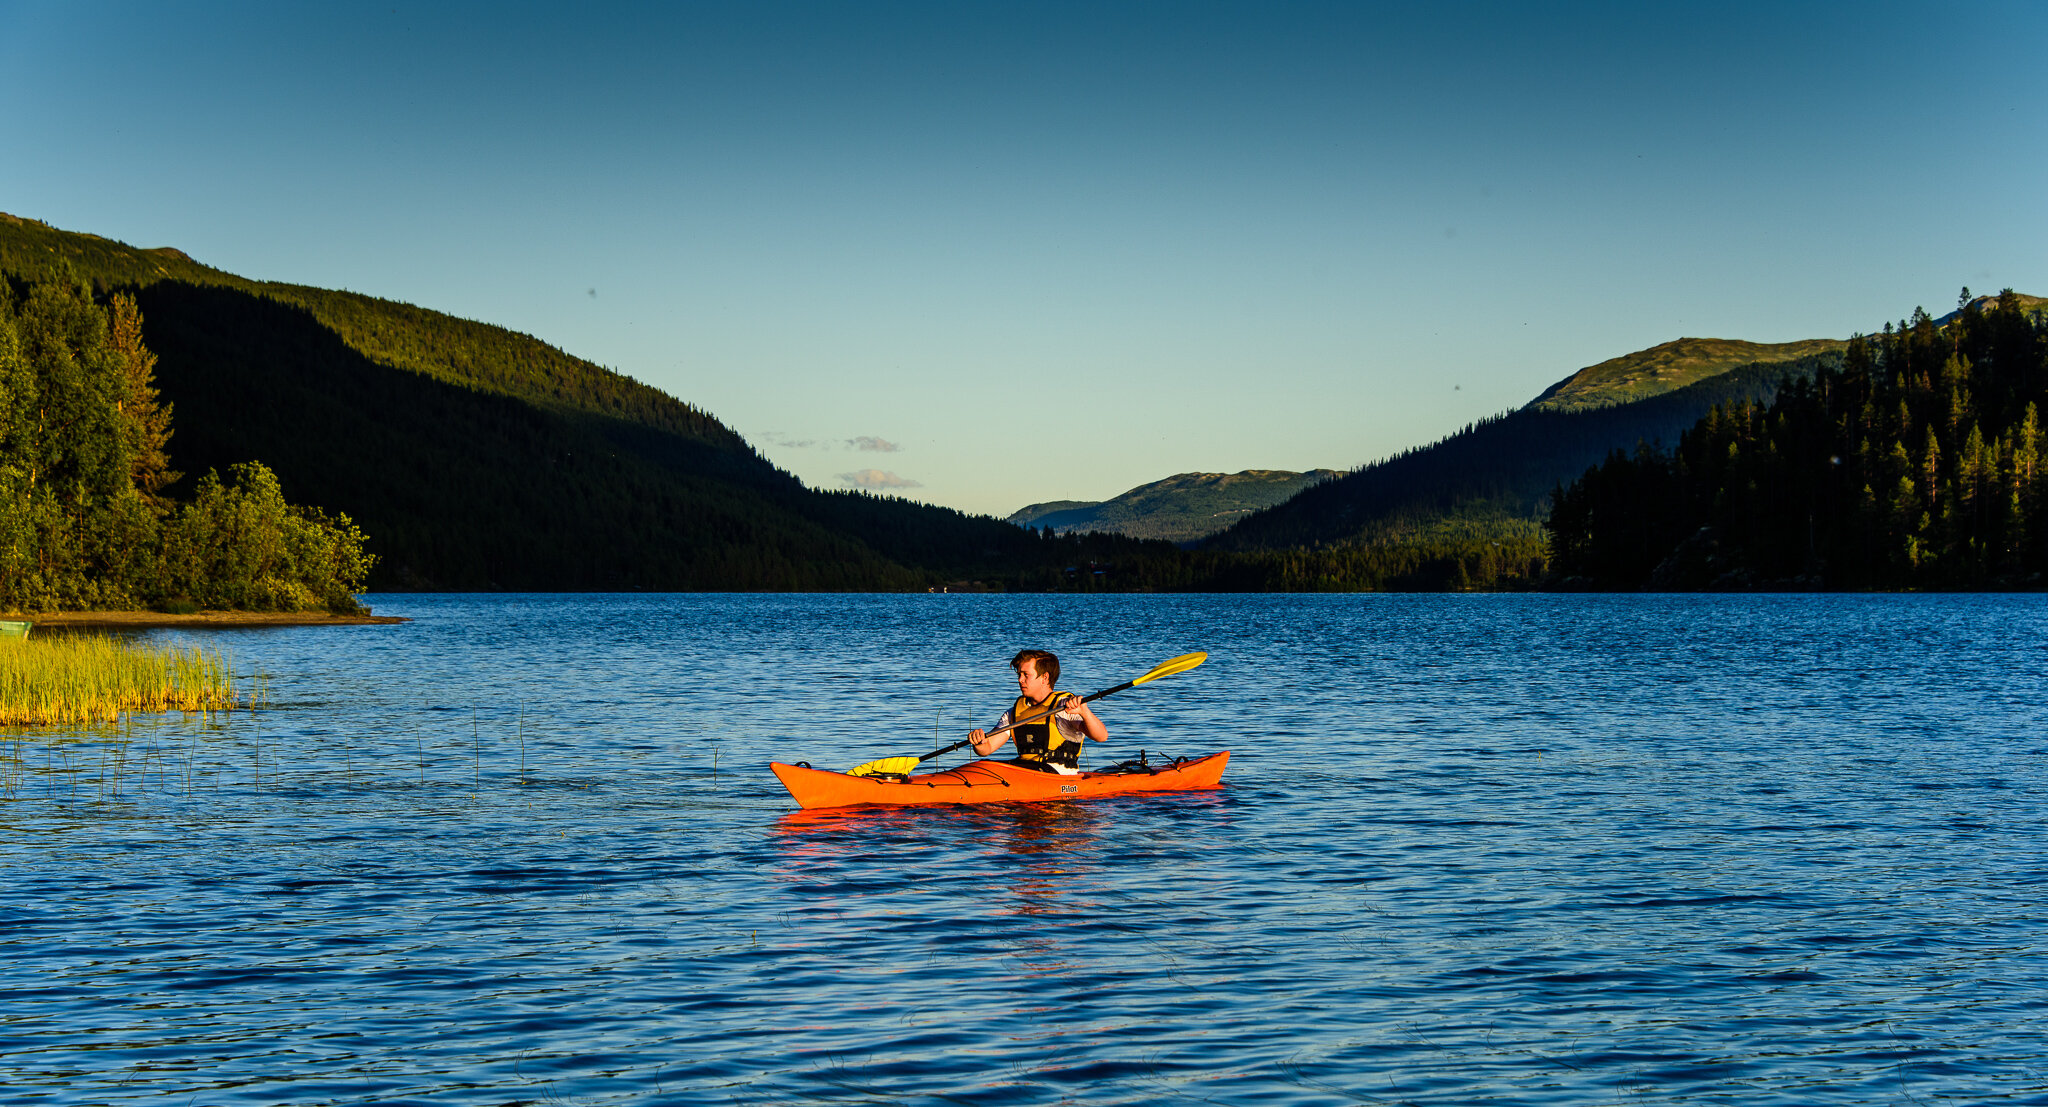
4 1 2045 517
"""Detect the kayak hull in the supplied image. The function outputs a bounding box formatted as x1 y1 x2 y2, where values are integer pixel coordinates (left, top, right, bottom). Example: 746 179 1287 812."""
770 752 1230 810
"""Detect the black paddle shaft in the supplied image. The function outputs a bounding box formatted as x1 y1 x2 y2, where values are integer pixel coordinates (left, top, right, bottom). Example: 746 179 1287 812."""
913 681 1134 762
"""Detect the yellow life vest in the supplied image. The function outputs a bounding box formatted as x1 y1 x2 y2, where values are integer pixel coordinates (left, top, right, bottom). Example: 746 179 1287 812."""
1011 691 1080 768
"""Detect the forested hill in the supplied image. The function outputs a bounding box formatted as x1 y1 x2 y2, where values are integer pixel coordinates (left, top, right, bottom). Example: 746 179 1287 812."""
1204 346 1844 553
0 212 756 460
1546 291 2048 590
0 213 1162 591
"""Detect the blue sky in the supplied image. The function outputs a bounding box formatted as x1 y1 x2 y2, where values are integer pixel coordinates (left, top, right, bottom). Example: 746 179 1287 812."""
4 1 2044 516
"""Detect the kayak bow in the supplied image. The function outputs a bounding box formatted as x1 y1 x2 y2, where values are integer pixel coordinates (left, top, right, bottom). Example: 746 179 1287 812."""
770 752 1230 810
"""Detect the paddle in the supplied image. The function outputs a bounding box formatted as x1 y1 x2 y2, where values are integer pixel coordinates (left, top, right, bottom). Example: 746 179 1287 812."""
847 651 1209 777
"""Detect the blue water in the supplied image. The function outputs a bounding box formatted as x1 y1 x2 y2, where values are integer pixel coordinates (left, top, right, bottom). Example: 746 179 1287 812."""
3 593 2045 1105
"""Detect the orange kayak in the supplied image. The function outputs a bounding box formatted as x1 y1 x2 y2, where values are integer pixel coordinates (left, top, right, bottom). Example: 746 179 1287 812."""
770 752 1231 810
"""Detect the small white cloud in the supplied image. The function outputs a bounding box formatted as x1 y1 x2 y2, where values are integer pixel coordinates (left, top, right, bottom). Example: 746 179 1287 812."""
759 431 819 449
847 436 901 453
840 469 922 490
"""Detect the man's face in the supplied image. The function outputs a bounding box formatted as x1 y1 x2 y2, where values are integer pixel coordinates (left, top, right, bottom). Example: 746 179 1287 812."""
1014 659 1054 701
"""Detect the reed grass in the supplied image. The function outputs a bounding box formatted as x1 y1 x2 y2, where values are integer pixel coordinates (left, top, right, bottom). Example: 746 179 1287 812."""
0 635 238 726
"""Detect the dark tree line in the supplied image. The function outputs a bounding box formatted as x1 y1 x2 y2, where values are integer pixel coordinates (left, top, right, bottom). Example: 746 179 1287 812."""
1547 291 2048 589
0 275 374 612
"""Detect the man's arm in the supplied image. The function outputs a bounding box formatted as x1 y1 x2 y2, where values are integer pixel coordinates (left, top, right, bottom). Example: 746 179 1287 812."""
968 708 1015 756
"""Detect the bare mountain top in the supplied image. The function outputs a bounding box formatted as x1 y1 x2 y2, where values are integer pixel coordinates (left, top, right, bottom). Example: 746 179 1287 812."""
1527 337 1846 413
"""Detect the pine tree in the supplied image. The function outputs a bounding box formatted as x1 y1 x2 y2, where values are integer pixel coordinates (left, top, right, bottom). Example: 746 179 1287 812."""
1921 426 1942 513
105 292 178 508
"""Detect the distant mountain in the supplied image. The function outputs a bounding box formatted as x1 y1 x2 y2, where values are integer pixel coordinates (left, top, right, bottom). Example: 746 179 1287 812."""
1206 345 1847 553
0 212 1164 590
1009 500 1103 528
1527 337 1846 413
1010 469 1341 543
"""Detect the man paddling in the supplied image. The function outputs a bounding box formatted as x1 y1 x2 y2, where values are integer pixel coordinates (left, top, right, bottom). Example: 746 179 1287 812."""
968 649 1108 773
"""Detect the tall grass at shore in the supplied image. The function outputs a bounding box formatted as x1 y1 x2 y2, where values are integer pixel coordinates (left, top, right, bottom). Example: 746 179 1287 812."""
0 635 238 726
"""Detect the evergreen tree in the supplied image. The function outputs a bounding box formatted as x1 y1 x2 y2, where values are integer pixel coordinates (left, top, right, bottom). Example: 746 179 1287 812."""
106 292 178 507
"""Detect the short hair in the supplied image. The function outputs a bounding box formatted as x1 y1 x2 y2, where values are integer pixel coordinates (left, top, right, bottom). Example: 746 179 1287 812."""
1011 649 1059 686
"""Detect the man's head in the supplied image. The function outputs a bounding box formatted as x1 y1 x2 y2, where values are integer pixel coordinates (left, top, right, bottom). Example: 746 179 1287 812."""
1011 649 1060 696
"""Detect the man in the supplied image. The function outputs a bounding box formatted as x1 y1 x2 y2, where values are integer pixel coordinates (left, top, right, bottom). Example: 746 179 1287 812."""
968 649 1108 773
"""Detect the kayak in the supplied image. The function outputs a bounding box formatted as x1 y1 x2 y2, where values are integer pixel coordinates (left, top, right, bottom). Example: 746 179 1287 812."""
770 751 1230 810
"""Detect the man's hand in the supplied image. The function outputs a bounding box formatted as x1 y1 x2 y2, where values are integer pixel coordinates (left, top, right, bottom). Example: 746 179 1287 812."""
1058 697 1109 742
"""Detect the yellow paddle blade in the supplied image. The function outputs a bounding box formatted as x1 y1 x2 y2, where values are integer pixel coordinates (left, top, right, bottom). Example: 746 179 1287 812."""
848 756 921 777
1131 651 1207 686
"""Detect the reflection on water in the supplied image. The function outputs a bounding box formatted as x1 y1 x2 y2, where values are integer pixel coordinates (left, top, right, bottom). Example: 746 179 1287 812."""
1 592 2045 1105
774 797 1104 920
994 802 1100 919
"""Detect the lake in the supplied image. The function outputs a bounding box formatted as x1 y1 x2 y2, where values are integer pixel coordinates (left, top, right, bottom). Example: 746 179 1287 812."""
3 593 2044 1105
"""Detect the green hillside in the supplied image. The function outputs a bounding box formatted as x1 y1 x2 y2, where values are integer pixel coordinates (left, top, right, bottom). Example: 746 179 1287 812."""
1206 347 1845 553
1528 337 1846 412
1009 469 1340 543
0 213 1165 591
0 212 753 455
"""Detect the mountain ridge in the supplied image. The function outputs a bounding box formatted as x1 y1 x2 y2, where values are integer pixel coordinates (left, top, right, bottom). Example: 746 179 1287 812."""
1527 336 1848 413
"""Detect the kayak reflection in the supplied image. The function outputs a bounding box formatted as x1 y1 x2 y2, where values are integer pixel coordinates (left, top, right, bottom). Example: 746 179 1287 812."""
769 797 1099 863
769 799 1102 913
997 802 1101 919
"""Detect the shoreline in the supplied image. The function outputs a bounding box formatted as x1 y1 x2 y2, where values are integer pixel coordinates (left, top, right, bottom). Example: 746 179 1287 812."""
6 610 409 629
